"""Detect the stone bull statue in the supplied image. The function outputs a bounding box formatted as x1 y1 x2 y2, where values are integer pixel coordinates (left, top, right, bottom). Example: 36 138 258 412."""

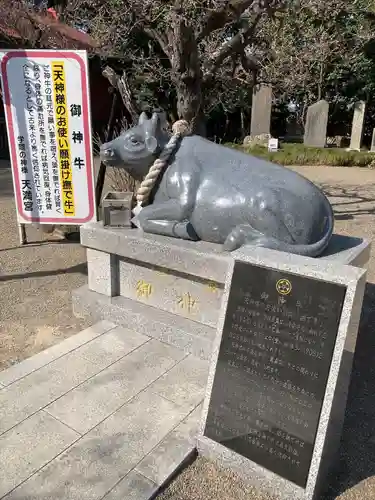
100 112 333 256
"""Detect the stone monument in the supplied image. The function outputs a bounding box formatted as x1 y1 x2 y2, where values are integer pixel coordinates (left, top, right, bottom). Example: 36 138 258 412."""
349 101 366 151
303 100 329 148
100 111 333 257
250 84 272 137
198 247 367 499
371 128 375 153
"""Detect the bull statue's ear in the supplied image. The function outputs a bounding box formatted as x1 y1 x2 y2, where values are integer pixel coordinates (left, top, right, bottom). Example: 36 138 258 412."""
138 112 148 126
145 136 158 153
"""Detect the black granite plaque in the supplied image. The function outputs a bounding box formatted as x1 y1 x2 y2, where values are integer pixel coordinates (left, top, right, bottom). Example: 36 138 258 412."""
204 261 346 488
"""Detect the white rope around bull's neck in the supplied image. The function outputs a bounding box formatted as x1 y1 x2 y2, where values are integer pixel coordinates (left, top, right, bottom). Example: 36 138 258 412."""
135 120 190 207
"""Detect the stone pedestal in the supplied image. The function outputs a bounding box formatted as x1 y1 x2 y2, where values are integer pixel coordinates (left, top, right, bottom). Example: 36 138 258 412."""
73 222 370 360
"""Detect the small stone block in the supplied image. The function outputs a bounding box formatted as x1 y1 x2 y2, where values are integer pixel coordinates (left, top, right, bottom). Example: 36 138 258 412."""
102 191 133 228
87 248 118 296
102 470 158 500
0 321 115 387
0 410 79 498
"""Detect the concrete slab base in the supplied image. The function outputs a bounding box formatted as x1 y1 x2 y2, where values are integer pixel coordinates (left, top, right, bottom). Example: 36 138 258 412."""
76 222 370 361
0 321 208 500
73 285 216 360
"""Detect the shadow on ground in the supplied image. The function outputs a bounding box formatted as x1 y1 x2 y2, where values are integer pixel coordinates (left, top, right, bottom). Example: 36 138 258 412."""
0 231 81 253
0 262 87 282
0 166 14 198
324 283 375 498
320 183 375 221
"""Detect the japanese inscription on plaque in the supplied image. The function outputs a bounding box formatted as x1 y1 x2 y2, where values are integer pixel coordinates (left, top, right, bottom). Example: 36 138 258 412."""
204 261 346 488
0 50 95 224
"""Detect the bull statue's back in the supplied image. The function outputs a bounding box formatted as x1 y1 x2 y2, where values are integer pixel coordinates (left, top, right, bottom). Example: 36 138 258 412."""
100 112 333 257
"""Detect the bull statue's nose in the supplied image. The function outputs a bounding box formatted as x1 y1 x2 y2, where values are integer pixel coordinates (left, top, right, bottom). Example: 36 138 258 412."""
100 146 114 158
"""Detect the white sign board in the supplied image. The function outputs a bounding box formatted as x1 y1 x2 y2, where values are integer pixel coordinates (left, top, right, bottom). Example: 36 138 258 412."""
0 50 96 224
268 138 279 152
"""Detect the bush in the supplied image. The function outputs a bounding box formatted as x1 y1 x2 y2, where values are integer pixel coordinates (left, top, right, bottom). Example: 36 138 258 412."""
226 142 375 167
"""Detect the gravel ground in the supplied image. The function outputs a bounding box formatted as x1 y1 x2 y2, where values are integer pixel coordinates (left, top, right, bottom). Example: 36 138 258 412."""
159 165 375 500
0 164 91 369
159 457 274 500
0 158 114 370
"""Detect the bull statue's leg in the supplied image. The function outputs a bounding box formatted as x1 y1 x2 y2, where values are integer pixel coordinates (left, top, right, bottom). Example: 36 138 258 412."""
138 199 199 240
224 224 265 251
138 161 201 240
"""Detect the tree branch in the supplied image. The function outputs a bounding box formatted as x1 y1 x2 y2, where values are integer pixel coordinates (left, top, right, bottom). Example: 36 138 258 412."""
143 27 171 58
203 14 261 80
197 0 256 42
102 65 139 123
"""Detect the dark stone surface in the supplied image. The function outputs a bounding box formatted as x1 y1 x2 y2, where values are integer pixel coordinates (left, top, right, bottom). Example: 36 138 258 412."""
204 261 346 488
100 112 334 256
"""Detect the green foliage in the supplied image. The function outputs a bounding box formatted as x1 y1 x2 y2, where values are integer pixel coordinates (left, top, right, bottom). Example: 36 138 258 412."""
227 143 375 167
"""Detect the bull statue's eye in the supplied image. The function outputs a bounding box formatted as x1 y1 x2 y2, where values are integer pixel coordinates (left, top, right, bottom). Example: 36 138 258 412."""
130 136 140 145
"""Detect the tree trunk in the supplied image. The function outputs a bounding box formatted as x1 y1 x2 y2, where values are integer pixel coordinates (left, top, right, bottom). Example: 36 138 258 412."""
174 78 206 136
169 13 206 136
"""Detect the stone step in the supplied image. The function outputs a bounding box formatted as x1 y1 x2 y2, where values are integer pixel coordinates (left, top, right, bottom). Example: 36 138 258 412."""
0 322 208 500
73 285 216 360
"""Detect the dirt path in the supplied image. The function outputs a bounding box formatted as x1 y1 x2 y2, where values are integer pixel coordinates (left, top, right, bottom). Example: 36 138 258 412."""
289 165 375 284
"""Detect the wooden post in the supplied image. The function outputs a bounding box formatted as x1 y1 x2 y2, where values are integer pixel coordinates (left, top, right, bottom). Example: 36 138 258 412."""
18 223 27 245
95 90 118 215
